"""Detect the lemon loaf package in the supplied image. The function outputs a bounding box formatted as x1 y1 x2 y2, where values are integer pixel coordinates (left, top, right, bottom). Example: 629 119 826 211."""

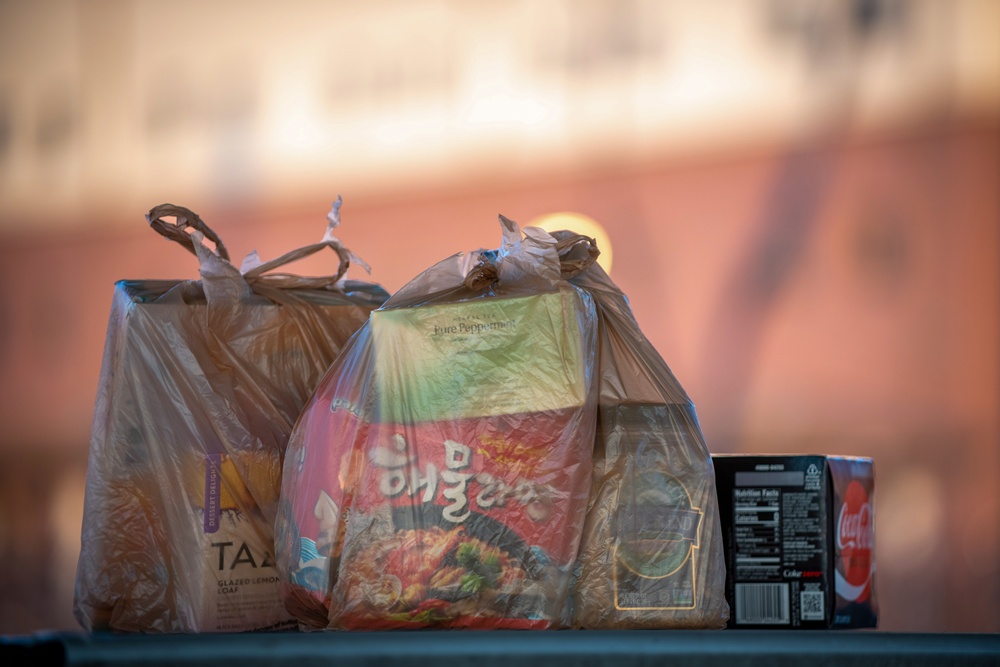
276 219 600 629
74 202 388 633
564 235 729 629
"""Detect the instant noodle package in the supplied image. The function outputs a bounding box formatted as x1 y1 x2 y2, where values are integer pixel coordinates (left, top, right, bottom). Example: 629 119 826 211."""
74 202 388 633
277 218 729 630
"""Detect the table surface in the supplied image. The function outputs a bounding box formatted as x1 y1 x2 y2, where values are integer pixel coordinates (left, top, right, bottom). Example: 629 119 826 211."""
3 630 1000 667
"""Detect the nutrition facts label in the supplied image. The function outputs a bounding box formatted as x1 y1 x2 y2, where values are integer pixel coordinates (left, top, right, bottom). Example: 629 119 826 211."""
728 466 827 626
733 487 782 581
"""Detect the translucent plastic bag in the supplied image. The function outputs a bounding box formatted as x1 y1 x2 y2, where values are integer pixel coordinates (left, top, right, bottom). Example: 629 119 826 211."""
74 202 388 633
276 218 601 629
562 235 729 629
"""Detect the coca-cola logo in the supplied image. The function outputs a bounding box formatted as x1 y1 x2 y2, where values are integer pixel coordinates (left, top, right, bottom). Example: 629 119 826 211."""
837 501 872 551
835 480 874 602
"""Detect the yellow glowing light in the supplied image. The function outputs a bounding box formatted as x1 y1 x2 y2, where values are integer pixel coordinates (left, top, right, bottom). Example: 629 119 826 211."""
530 212 613 275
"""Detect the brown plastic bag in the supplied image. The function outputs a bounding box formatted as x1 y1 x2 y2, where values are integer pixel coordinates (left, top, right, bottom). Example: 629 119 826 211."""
564 238 729 629
73 202 387 632
275 219 602 629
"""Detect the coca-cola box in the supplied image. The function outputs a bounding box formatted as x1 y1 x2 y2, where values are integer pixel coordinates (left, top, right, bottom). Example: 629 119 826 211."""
712 455 877 629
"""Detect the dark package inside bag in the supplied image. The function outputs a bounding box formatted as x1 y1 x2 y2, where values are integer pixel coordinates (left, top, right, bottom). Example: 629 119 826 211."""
73 202 388 633
276 219 601 629
562 233 729 629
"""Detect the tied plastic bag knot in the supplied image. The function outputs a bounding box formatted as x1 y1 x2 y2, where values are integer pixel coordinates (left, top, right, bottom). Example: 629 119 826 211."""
148 199 373 297
147 203 230 261
496 221 561 289
463 254 499 291
242 239 352 291
242 198 372 292
462 229 599 291
552 232 600 279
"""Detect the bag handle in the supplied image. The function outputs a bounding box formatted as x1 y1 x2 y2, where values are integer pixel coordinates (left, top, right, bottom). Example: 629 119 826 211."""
464 255 500 290
148 201 356 291
553 232 600 279
242 239 351 290
463 219 601 289
147 204 231 261
242 197 355 289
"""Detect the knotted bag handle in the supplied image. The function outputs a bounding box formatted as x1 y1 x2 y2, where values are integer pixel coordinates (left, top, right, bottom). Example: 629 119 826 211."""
553 231 601 279
147 204 231 261
463 216 601 289
242 239 351 290
147 202 353 291
464 255 500 291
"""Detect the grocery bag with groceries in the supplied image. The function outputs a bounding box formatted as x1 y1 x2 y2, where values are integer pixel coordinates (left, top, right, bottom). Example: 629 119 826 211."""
276 217 601 629
276 215 728 630
73 201 387 633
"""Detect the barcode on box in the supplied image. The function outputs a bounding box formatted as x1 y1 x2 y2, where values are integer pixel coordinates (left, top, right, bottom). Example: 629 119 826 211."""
800 590 825 621
735 583 790 624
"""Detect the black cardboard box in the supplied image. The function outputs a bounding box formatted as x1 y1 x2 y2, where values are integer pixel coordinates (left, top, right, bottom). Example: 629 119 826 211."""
712 455 878 629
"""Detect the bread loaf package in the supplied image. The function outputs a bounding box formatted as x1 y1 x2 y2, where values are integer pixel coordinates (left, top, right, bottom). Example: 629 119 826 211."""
563 236 729 629
74 201 387 633
276 218 600 629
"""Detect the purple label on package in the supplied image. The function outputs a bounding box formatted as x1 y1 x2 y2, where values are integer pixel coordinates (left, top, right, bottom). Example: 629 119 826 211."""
204 453 222 534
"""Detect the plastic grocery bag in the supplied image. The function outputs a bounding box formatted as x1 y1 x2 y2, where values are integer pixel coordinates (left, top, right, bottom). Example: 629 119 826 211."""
74 201 388 633
275 218 601 629
561 234 729 629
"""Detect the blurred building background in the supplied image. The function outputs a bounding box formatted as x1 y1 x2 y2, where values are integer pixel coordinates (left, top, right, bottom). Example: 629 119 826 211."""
0 0 997 634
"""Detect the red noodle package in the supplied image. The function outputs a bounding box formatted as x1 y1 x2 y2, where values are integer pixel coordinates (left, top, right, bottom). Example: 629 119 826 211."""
74 202 387 633
277 218 600 629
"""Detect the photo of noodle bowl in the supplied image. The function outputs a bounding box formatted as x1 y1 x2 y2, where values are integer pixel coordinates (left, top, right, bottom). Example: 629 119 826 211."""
340 509 558 627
